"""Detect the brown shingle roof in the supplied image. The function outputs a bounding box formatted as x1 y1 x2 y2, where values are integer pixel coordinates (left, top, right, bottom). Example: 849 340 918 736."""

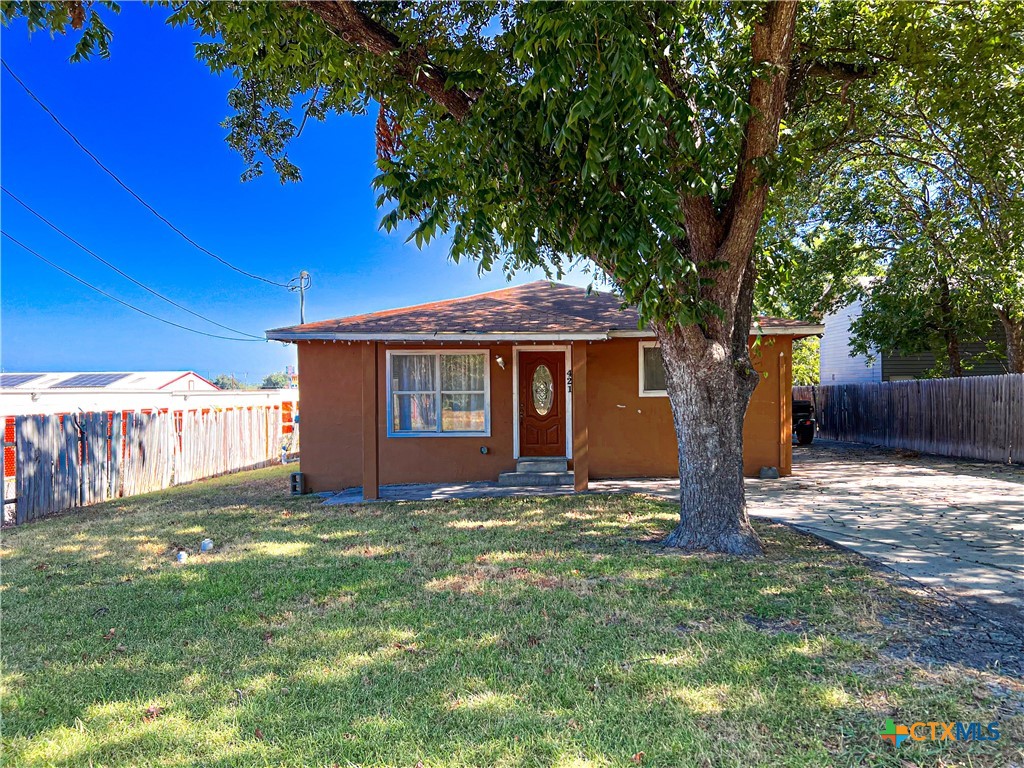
267 281 822 340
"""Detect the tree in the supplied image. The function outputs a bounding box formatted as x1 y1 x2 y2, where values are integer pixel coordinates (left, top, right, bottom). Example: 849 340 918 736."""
791 338 819 386
212 373 246 390
759 2 1024 374
261 371 292 389
763 152 1007 378
851 264 1002 379
8 1 1019 553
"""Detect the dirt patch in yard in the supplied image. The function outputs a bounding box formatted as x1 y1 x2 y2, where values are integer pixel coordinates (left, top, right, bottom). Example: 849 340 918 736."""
425 563 594 595
880 584 1024 678
782 517 1024 678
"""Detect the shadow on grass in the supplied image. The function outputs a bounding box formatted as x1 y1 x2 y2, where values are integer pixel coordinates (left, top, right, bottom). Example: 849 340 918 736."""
2 466 1018 767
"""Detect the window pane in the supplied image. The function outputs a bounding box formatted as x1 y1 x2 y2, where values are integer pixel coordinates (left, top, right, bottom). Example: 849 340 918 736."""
441 393 486 432
392 354 435 392
392 393 437 432
441 353 485 391
531 364 554 415
643 346 667 392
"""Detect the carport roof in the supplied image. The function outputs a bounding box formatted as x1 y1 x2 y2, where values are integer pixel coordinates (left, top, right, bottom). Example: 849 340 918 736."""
266 281 824 342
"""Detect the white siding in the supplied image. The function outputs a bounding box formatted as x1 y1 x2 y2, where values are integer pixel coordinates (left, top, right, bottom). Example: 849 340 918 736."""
0 387 298 417
819 297 882 384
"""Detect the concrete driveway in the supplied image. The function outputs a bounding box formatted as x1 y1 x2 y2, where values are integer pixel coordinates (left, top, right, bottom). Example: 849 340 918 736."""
747 441 1024 611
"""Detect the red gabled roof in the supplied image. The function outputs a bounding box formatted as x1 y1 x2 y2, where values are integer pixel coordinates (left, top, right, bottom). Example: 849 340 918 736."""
266 281 822 340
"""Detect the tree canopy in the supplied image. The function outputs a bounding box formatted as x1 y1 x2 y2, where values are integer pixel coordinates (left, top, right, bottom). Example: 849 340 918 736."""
791 337 820 386
260 371 292 390
758 0 1024 373
7 2 1020 330
7 0 1022 552
212 373 248 390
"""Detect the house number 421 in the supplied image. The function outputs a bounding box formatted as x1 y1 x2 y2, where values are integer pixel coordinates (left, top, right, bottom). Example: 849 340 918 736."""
566 370 573 393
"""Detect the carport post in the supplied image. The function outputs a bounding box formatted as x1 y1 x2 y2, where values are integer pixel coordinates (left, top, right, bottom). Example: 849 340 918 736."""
362 342 379 500
779 344 792 476
572 342 589 491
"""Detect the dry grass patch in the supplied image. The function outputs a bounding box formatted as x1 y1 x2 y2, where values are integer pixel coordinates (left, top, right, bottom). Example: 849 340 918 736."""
2 465 1021 768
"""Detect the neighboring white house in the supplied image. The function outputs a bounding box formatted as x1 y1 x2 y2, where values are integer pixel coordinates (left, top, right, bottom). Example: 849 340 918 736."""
819 295 883 384
820 296 1009 384
1 370 218 392
0 371 297 416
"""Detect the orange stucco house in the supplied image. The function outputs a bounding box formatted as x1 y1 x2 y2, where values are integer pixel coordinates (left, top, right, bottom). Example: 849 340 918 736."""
267 281 822 499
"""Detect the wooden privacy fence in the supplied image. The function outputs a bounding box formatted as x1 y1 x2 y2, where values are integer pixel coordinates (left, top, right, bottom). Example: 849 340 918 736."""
794 373 1024 464
9 406 283 524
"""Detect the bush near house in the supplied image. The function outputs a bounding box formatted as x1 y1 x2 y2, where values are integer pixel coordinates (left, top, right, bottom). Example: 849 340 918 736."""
1 466 1019 767
792 337 821 386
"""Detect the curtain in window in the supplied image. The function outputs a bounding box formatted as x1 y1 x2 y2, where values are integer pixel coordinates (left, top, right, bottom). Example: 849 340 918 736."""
441 354 485 391
441 354 486 432
441 393 486 432
393 393 437 432
392 355 437 432
392 354 435 391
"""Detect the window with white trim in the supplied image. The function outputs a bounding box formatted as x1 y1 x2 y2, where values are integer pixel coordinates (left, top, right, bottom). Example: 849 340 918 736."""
638 341 668 397
387 350 490 436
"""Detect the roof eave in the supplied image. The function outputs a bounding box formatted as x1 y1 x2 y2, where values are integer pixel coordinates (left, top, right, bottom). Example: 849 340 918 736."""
608 325 825 339
265 331 610 343
267 324 825 343
753 324 825 338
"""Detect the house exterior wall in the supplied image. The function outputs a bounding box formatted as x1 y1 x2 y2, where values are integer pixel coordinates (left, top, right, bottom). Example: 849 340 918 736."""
581 337 786 481
585 339 678 477
375 342 519 486
296 336 795 492
881 328 1009 380
295 341 364 492
819 297 882 385
821 297 1009 382
160 372 220 391
584 336 790 479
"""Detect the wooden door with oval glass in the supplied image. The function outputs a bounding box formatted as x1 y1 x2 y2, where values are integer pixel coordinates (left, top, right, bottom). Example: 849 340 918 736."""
518 350 566 457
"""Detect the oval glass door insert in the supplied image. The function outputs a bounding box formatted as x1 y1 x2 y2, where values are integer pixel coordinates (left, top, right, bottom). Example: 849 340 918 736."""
532 364 554 415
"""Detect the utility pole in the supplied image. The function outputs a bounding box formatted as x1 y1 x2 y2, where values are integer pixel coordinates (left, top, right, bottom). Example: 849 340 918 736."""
288 271 311 324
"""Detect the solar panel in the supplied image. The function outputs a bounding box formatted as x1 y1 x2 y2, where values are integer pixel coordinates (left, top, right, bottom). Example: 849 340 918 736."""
52 373 130 388
0 373 43 388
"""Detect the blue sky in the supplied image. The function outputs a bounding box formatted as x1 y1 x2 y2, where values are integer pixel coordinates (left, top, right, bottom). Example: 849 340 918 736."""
1 4 587 384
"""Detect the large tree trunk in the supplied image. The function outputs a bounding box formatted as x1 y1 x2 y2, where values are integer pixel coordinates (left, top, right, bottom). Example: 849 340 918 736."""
937 276 963 377
996 307 1024 374
944 332 963 377
652 0 796 556
657 324 764 556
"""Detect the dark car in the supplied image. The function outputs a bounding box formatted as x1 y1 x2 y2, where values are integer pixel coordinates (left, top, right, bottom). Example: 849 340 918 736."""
793 398 816 445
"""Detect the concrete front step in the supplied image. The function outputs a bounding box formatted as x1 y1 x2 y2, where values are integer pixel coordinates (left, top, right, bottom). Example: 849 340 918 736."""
497 470 574 487
515 458 568 473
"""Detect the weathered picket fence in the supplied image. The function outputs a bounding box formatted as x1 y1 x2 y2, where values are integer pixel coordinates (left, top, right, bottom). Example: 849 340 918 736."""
9 406 283 524
794 373 1024 463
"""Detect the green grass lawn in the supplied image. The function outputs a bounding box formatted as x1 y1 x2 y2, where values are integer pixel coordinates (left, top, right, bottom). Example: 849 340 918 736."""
2 466 1020 767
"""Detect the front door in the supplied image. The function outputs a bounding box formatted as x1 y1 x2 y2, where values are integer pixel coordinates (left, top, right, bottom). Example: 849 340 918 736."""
518 350 566 457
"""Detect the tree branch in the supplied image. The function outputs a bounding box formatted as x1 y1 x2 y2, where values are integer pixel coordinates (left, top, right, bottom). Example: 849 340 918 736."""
298 0 474 121
681 195 723 261
804 60 875 82
785 54 875 110
639 11 721 256
720 1 798 268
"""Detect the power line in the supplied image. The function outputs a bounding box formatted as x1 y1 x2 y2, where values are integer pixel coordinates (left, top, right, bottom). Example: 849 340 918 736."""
1 58 292 289
2 231 264 343
2 187 266 340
